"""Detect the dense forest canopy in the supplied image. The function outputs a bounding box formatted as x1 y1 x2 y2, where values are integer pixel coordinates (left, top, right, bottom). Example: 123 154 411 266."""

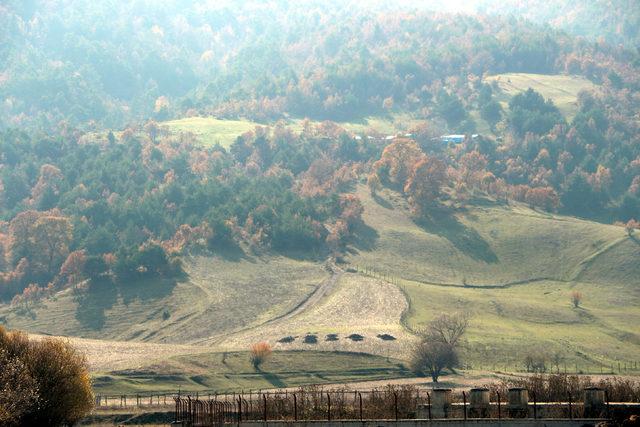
0 1 639 304
1 0 639 129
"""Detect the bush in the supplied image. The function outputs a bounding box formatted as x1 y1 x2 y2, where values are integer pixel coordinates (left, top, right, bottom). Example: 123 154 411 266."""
303 334 318 344
0 327 93 426
325 334 339 341
249 341 272 370
571 290 583 308
377 333 396 341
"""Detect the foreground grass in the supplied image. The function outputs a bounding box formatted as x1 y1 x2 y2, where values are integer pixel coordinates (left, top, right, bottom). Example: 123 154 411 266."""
92 350 410 394
486 73 596 120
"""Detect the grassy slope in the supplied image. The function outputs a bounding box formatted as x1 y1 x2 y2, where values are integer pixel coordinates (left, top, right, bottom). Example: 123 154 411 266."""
93 351 410 394
486 73 595 119
161 114 424 148
0 256 326 343
347 185 640 369
161 117 261 148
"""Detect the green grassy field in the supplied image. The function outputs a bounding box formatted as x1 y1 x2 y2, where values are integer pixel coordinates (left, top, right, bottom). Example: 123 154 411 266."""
161 114 425 148
486 73 596 120
161 117 261 148
346 185 640 370
93 351 410 394
3 183 639 393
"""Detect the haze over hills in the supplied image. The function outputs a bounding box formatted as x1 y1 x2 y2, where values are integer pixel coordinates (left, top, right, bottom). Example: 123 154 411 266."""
0 0 639 397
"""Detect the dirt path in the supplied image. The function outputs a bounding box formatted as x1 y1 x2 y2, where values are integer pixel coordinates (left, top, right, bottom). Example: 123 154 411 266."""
255 263 343 327
194 263 342 346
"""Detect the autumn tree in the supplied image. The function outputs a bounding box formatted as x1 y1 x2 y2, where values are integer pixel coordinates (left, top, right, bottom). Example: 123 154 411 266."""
367 173 381 195
338 194 364 229
624 219 639 236
32 215 73 276
571 290 583 308
403 156 447 215
524 187 560 211
457 150 488 192
58 250 87 287
0 327 93 426
372 138 424 191
250 341 272 370
7 211 41 266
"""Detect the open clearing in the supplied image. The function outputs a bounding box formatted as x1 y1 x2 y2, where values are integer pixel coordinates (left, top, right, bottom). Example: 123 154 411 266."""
161 114 424 148
161 117 261 148
486 73 596 119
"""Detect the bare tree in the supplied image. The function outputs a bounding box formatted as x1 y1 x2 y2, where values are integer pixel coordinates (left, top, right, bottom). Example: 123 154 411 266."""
410 341 458 382
421 312 470 347
524 352 548 373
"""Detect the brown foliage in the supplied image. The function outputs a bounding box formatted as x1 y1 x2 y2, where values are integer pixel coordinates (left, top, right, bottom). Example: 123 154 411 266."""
0 327 93 426
624 219 640 236
493 374 640 403
372 138 423 190
571 290 583 308
524 186 560 211
403 156 447 215
250 341 272 369
58 250 87 287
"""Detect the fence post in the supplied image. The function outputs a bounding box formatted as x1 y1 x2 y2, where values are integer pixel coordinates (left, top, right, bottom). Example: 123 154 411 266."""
327 392 331 421
427 391 432 420
532 391 537 419
462 391 467 420
238 396 242 423
359 392 363 421
294 393 298 421
394 392 398 421
496 391 501 419
263 394 267 422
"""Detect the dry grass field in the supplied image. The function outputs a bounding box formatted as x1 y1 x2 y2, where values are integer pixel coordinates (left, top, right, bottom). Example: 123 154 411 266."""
486 73 596 119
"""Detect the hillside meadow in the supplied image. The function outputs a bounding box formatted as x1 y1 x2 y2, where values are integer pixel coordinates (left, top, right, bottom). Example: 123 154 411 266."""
486 73 596 120
3 181 638 393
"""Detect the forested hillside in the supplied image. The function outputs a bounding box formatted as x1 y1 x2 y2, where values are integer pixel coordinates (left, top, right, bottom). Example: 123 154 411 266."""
0 1 639 311
1 1 639 128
